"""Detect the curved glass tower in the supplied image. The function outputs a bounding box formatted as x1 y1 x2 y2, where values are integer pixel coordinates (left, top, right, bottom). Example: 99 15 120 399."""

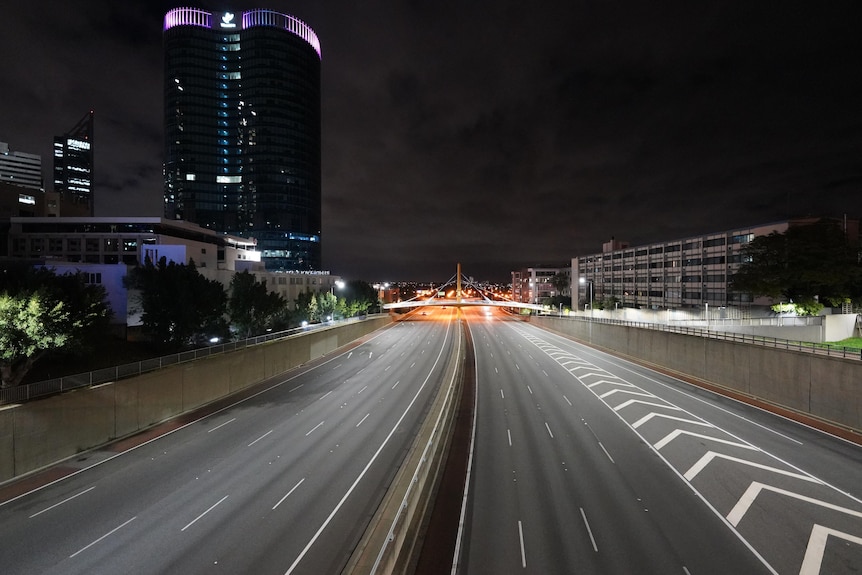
163 8 322 271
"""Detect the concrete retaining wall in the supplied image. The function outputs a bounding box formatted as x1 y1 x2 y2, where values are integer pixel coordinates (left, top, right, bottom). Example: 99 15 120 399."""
0 316 392 484
532 316 862 434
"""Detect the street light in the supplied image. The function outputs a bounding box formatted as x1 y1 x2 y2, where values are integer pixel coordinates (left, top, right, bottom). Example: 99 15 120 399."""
579 277 593 317
579 276 594 343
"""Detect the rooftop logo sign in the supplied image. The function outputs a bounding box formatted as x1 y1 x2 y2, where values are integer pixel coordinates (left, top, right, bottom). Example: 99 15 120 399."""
220 12 236 28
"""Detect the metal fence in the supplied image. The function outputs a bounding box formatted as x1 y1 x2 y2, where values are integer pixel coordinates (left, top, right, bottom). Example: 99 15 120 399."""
0 315 379 406
554 315 862 360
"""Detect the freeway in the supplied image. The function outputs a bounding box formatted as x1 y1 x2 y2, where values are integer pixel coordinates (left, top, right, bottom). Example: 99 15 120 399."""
0 312 458 575
456 306 862 574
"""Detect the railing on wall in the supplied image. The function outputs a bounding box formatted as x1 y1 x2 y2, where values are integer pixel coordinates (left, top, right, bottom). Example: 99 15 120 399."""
547 315 862 360
0 315 384 406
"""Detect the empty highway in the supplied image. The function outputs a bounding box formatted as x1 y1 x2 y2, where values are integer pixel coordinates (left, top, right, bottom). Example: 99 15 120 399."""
456 306 862 574
0 313 458 575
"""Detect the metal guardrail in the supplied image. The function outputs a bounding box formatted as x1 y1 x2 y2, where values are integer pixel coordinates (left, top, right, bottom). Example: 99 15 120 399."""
555 315 862 360
0 315 383 406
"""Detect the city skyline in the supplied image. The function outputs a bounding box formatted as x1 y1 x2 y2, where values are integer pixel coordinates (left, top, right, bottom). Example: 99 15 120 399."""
1 1 860 282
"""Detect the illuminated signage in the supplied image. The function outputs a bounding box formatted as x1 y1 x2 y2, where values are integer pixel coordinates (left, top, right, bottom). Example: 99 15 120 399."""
220 12 236 28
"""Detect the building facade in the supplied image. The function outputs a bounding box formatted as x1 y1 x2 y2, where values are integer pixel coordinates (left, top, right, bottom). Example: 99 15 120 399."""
163 8 322 272
0 141 42 191
53 111 95 216
5 216 341 327
572 218 860 312
511 266 570 306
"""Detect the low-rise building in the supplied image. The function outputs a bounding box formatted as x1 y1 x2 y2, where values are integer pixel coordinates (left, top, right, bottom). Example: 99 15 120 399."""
573 217 859 313
4 216 341 329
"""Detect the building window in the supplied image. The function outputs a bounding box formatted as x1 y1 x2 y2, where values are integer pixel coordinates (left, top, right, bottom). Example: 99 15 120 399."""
49 238 64 252
85 239 99 252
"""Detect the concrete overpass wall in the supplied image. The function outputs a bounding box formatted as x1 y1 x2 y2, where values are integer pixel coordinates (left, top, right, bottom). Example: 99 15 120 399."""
0 316 392 484
531 316 862 435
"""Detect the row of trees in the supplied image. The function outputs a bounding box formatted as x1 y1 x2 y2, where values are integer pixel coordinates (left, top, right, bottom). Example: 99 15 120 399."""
126 258 379 348
0 258 380 388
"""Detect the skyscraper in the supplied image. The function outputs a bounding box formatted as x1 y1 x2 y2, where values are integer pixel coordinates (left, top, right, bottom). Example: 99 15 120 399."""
53 110 95 216
163 8 322 271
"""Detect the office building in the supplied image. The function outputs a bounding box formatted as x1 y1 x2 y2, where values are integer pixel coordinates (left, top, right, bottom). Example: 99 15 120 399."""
53 111 95 216
0 141 42 191
163 8 322 271
6 216 341 327
572 217 860 312
512 266 570 306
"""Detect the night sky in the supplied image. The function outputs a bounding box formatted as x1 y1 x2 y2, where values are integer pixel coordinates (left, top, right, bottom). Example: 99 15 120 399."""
2 1 860 283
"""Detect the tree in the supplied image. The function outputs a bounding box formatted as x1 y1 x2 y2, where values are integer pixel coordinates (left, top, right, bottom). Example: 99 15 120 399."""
125 257 228 350
342 280 378 315
228 271 286 338
317 291 337 320
0 264 111 388
731 219 862 314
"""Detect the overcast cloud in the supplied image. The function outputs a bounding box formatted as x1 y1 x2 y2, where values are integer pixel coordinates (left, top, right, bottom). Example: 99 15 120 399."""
2 1 860 282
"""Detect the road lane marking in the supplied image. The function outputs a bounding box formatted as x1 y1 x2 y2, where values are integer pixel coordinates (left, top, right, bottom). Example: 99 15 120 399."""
208 418 236 433
727 482 862 527
598 442 615 464
248 430 274 447
631 412 712 430
527 385 533 395
356 414 370 427
358 385 368 394
500 389 505 399
305 421 325 436
284 315 456 575
800 524 862 574
318 390 333 401
563 395 572 406
289 384 304 392
273 479 305 510
685 452 821 483
70 516 137 557
654 429 758 451
518 520 527 567
30 486 96 518
507 429 512 446
545 422 554 438
182 495 229 531
580 508 598 552
392 381 400 389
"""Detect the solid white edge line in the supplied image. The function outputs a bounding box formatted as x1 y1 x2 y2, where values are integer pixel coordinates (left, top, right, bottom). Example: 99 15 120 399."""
450 321 480 575
284 315 454 575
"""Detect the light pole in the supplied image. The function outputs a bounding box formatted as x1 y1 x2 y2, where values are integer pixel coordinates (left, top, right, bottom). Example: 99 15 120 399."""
579 277 593 317
579 277 593 343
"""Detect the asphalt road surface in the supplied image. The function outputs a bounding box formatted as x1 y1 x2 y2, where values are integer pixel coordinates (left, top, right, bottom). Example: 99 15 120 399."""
456 306 862 575
0 313 458 575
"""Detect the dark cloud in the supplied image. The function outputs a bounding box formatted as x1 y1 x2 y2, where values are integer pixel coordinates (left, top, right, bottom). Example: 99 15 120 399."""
2 0 860 282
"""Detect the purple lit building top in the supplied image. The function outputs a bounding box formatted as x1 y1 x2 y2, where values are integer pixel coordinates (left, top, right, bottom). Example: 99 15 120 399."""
164 7 321 58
